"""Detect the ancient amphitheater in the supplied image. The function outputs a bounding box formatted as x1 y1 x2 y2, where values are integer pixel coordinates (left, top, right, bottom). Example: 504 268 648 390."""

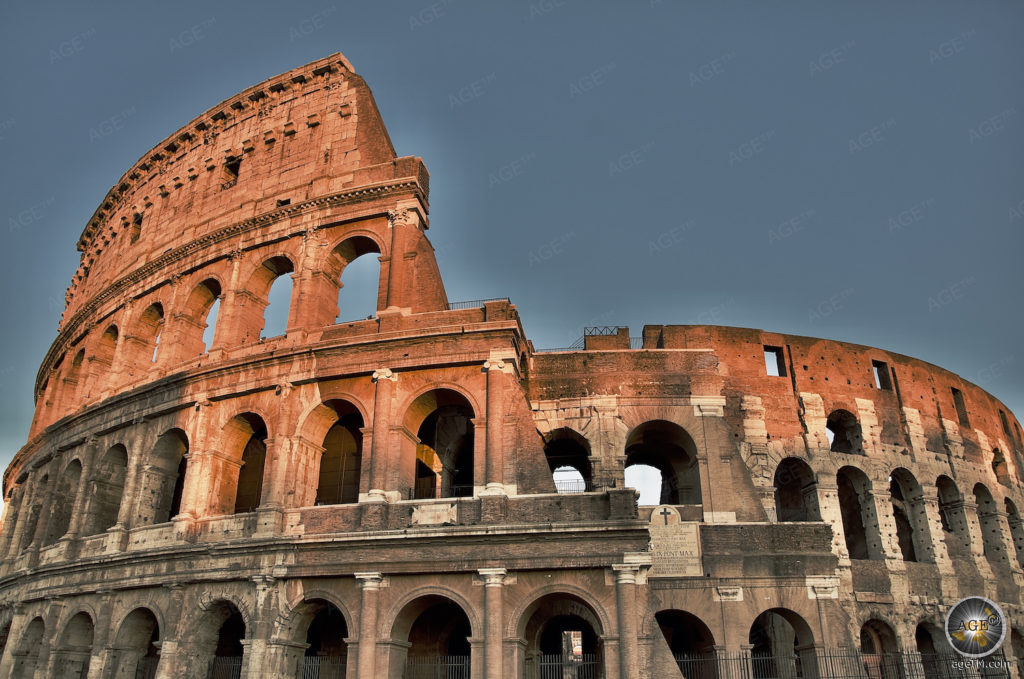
0 52 1022 679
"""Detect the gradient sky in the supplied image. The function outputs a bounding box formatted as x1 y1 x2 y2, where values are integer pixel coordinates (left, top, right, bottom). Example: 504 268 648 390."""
0 1 1022 475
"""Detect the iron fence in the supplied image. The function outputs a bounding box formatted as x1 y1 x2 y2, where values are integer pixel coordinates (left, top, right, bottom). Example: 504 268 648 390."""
208 656 243 679
403 655 471 679
526 654 601 679
554 478 587 494
445 298 510 311
300 656 347 679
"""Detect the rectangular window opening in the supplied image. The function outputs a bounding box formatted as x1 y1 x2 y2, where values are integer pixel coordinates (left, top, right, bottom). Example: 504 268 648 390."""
872 360 892 390
1000 410 1012 438
764 346 786 377
130 213 142 243
276 198 291 207
222 158 241 189
951 387 970 428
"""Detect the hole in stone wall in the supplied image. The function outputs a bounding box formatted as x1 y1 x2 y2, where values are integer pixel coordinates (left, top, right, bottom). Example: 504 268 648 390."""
871 360 892 390
763 346 786 377
951 387 970 428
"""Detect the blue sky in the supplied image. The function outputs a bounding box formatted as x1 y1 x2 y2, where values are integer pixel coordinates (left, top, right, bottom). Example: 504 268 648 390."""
0 1 1022 473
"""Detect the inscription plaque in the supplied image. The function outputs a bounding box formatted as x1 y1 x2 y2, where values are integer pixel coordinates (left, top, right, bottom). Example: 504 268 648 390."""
648 505 702 577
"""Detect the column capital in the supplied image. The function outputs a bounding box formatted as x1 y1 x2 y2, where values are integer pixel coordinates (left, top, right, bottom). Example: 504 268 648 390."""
478 568 508 586
355 572 384 590
372 368 396 382
612 564 640 584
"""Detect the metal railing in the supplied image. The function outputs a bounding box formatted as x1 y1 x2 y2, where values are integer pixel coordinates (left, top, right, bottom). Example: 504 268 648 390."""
554 478 587 494
444 297 510 311
526 654 601 679
301 656 347 679
403 655 471 679
208 656 243 679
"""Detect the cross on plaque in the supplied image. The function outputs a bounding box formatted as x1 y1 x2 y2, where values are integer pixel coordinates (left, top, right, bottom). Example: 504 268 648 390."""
659 507 673 525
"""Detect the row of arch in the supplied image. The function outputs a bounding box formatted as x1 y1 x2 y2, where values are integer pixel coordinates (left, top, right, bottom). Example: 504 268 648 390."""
39 234 385 424
774 457 1024 572
7 387 482 555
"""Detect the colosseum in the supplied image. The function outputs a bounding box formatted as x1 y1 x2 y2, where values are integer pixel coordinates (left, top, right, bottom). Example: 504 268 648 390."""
0 51 1021 679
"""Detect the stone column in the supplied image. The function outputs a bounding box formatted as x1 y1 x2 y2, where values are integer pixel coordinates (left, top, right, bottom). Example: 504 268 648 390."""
366 370 396 502
153 584 186 679
355 573 383 679
613 565 640 679
481 360 511 496
479 568 507 679
384 209 412 310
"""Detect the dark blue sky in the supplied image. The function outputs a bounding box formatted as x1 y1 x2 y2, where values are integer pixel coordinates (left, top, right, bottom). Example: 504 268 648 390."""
1 1 1022 468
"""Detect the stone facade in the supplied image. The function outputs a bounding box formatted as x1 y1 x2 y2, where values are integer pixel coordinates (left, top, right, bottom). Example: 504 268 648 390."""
0 52 1023 679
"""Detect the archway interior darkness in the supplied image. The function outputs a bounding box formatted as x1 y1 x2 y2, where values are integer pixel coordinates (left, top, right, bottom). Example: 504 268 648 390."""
656 609 716 678
748 609 814 679
889 471 918 563
85 444 128 535
151 429 189 524
11 618 45 679
216 611 246 657
19 474 46 551
826 409 862 454
836 466 871 560
411 392 475 499
315 401 363 505
305 602 348 659
860 619 901 679
974 483 1006 567
55 612 95 679
45 460 82 545
544 429 592 493
113 608 160 679
773 458 820 522
521 593 603 677
403 598 475 671
231 414 268 515
936 475 970 560
1013 629 1024 679
625 420 701 505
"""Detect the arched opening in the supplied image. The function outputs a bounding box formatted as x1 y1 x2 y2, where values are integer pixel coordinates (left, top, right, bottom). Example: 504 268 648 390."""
520 593 603 679
332 236 382 322
624 464 662 506
1005 499 1024 569
44 460 82 545
889 468 932 563
624 420 702 505
405 390 475 500
182 279 223 357
225 413 268 515
936 475 971 560
315 401 364 506
655 610 715 677
0 620 9 669
544 428 592 493
112 608 160 679
54 612 95 679
974 483 1008 570
189 600 245 679
991 448 1010 485
748 608 816 679
773 458 820 522
826 409 863 454
259 256 295 339
836 466 877 560
85 324 118 397
915 622 948 678
860 619 900 679
297 600 349 679
392 596 472 679
59 348 86 413
10 617 45 679
132 303 165 369
148 429 189 524
17 474 46 552
84 444 128 535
